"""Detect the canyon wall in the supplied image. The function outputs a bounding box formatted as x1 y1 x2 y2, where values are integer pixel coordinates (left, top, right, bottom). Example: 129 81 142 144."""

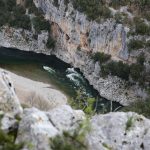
0 0 148 105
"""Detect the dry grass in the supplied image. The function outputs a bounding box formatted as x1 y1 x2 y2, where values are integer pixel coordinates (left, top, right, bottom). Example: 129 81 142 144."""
23 91 53 111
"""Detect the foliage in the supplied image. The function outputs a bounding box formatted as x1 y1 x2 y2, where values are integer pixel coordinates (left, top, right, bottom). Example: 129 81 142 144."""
130 63 143 81
92 52 111 64
53 0 59 8
0 0 31 30
102 61 130 80
32 16 50 33
50 120 89 150
135 22 150 36
0 130 23 150
46 36 55 49
125 117 133 131
128 39 145 51
71 0 112 21
0 116 23 150
137 53 145 65
102 143 113 150
70 89 96 116
122 98 150 118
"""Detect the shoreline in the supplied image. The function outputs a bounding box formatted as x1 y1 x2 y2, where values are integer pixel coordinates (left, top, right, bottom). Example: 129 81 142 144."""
1 68 68 110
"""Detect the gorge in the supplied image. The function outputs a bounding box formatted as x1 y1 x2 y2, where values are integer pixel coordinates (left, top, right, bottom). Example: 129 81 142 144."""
0 0 150 149
0 47 121 112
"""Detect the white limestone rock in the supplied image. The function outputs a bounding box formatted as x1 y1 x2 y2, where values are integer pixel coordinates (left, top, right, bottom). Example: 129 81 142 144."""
0 69 23 115
16 105 85 150
87 112 150 150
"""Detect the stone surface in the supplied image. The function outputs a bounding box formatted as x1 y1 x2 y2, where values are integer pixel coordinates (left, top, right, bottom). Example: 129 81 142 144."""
0 69 23 115
87 112 150 150
0 69 150 150
16 105 85 150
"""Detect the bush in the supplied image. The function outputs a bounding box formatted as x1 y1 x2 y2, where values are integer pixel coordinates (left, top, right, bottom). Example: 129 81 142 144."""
135 22 150 35
0 1 31 30
137 53 145 65
102 61 130 80
122 98 150 118
92 52 111 64
72 0 112 21
10 14 31 30
0 130 24 150
53 0 59 7
70 89 96 116
46 36 55 49
146 40 150 47
128 39 145 51
130 63 143 81
32 16 50 33
0 115 24 150
50 121 89 150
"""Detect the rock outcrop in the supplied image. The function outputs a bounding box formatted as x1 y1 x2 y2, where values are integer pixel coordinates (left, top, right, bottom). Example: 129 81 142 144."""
0 69 150 150
87 112 150 150
0 69 23 115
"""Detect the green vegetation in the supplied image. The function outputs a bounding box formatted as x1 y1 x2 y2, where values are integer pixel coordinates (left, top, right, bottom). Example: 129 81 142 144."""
135 22 150 36
32 16 50 33
46 36 56 49
102 143 113 150
0 0 31 30
128 39 145 51
94 52 147 85
0 115 23 150
125 116 133 131
130 63 143 81
53 0 59 8
102 61 130 80
92 52 111 64
0 130 23 150
50 120 89 150
122 98 150 118
71 0 112 21
70 89 96 116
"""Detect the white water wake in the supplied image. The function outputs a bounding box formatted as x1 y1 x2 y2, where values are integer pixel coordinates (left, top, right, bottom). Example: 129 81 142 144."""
43 66 56 74
66 68 85 86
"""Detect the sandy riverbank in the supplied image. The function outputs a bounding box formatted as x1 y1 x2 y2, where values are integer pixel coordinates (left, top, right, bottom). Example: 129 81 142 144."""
2 69 67 110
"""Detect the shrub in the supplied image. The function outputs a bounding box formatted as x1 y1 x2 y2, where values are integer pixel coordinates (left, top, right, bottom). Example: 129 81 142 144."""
137 53 145 65
122 98 150 118
32 16 50 33
53 0 59 7
0 116 24 150
46 36 55 49
72 0 112 21
146 40 150 47
128 39 145 51
0 130 24 150
125 117 133 131
9 14 31 30
70 89 96 116
102 61 130 80
130 63 143 81
50 120 89 150
135 22 150 35
92 52 111 64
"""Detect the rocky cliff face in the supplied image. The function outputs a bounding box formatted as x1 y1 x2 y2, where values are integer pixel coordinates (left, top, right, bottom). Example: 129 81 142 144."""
1 69 150 150
0 0 148 106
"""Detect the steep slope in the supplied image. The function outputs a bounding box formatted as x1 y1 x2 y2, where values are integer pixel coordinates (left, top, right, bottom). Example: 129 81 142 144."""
0 0 149 105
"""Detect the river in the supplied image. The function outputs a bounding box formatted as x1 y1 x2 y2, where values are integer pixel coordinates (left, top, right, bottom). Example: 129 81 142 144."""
0 47 122 113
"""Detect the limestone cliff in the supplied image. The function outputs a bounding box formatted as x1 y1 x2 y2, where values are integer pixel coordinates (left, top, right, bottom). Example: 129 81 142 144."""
0 0 149 105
